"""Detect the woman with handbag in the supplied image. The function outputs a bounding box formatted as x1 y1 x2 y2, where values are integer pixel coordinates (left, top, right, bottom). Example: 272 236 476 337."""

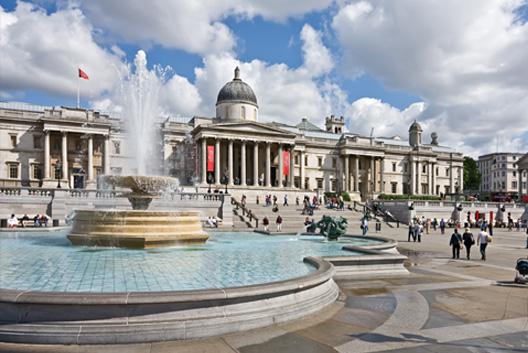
449 228 463 259
462 227 475 260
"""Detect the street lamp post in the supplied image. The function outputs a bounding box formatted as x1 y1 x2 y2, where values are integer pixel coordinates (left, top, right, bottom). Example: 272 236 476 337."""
55 159 62 189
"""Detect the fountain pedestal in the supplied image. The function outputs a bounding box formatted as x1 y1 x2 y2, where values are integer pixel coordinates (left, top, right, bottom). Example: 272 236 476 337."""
67 175 210 248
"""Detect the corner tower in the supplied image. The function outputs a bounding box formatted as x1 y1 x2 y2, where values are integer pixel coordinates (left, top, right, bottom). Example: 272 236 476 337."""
409 120 423 146
216 67 258 122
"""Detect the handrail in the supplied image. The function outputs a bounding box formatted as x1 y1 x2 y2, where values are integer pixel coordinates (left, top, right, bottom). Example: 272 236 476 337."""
231 197 259 228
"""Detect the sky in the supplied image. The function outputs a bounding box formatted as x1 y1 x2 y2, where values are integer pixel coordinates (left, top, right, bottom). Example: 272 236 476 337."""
1 0 528 159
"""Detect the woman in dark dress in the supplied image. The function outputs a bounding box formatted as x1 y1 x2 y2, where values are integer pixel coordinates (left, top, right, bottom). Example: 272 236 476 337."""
462 227 475 260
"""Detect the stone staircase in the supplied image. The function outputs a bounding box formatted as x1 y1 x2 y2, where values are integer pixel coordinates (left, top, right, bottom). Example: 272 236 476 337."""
232 201 369 235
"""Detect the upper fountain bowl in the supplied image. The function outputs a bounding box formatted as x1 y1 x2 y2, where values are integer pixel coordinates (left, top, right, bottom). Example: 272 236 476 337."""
101 175 179 195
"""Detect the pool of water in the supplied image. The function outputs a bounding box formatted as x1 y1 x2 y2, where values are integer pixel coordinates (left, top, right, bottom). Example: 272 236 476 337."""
0 230 380 293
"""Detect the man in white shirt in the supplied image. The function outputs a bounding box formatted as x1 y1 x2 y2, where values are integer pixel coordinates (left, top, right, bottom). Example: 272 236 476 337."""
7 214 18 228
476 229 489 261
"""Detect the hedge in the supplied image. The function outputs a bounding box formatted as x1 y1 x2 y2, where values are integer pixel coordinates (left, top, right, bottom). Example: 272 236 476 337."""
377 194 441 201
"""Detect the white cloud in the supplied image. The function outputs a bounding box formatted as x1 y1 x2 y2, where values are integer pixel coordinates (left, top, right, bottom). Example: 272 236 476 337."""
77 0 334 55
332 0 528 156
0 2 122 101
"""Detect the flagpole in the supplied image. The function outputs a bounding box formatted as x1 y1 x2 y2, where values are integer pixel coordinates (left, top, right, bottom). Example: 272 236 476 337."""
77 69 80 109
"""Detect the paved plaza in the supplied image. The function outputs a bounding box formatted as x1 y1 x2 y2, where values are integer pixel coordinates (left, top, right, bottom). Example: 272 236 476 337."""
1 224 527 352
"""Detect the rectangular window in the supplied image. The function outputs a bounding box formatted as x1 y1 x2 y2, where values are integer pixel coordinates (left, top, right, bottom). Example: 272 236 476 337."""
502 181 506 189
436 167 439 176
392 163 396 172
502 163 506 168
445 186 450 195
318 157 322 167
422 165 426 173
294 155 299 165
436 185 440 195
331 179 336 191
32 165 42 180
391 182 397 193
10 135 17 147
8 163 18 178
422 184 428 194
512 181 517 188
317 178 323 189
33 136 42 149
513 171 516 177
304 177 309 189
332 158 337 168
502 171 505 177
304 156 308 166
446 168 449 177
114 142 121 155
403 183 409 195
404 163 408 173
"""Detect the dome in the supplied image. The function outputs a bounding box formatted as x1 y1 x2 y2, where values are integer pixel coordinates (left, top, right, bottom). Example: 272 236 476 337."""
409 120 422 132
216 67 258 106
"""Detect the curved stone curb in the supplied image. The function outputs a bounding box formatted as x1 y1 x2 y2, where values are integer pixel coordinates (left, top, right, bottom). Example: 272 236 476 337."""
0 257 338 345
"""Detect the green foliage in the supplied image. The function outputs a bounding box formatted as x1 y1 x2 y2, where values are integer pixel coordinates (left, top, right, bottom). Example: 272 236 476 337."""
463 156 482 192
377 194 441 200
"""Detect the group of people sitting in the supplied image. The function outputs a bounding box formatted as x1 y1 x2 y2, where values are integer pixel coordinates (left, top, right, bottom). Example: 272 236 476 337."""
7 214 50 228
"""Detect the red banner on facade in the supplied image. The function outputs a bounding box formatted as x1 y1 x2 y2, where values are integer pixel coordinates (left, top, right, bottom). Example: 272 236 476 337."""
207 146 215 172
283 151 290 176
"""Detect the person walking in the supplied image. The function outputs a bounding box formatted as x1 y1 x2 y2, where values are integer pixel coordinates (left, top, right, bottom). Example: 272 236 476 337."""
449 228 463 259
462 227 475 260
276 214 282 232
476 228 490 261
283 194 289 207
408 223 416 242
440 219 445 234
361 217 368 236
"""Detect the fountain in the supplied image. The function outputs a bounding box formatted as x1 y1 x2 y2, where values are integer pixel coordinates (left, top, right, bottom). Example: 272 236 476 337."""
67 175 209 248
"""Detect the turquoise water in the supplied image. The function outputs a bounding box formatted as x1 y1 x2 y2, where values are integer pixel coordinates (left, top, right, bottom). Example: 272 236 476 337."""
0 231 379 293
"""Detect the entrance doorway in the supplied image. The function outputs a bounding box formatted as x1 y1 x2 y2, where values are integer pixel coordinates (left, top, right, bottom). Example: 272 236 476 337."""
72 168 86 189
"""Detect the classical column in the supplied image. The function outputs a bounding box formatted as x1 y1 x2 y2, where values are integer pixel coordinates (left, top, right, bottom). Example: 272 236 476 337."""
265 142 271 187
410 158 415 195
87 134 94 181
215 138 220 186
344 155 350 192
201 138 207 185
338 155 343 192
518 168 524 202
458 167 463 192
241 140 247 186
278 144 283 187
228 139 234 186
300 150 305 190
430 163 436 195
370 157 375 193
44 130 51 179
354 156 359 192
61 132 68 183
103 134 110 175
253 142 259 186
450 163 455 193
416 160 421 195
289 145 295 188
379 157 384 194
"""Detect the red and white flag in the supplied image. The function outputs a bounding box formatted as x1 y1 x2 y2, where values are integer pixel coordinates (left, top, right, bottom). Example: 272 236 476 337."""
78 68 89 80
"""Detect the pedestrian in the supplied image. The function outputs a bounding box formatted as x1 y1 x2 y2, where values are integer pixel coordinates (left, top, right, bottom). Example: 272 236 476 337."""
276 214 282 232
432 218 437 231
440 218 445 234
462 227 475 260
476 228 490 261
361 217 368 236
263 216 269 232
416 222 423 242
296 196 300 206
408 223 416 242
256 195 259 205
488 221 493 236
283 194 289 207
449 228 463 259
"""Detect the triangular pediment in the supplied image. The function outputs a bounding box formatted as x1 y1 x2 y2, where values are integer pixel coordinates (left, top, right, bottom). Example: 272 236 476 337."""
195 121 297 139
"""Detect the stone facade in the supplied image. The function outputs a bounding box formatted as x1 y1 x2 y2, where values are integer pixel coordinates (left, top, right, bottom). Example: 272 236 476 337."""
477 152 528 201
0 69 464 200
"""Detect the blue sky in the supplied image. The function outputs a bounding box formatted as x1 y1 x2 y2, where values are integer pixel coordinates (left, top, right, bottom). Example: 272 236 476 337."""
1 0 528 158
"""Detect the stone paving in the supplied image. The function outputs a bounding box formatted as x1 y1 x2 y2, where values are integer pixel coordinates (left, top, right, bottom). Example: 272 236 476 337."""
1 223 527 352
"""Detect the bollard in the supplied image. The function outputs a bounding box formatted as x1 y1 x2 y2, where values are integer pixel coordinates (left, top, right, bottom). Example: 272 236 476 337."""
376 222 381 232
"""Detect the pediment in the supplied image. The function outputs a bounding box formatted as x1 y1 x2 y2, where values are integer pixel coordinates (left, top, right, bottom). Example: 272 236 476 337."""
195 121 297 139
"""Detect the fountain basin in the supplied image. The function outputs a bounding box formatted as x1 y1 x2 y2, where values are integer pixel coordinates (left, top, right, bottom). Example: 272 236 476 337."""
68 210 209 248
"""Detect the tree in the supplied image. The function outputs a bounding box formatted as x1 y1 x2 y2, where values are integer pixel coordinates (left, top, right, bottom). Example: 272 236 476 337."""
463 156 481 193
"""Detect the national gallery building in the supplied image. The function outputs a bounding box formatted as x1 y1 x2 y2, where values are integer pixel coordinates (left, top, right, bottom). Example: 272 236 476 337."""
0 68 464 201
